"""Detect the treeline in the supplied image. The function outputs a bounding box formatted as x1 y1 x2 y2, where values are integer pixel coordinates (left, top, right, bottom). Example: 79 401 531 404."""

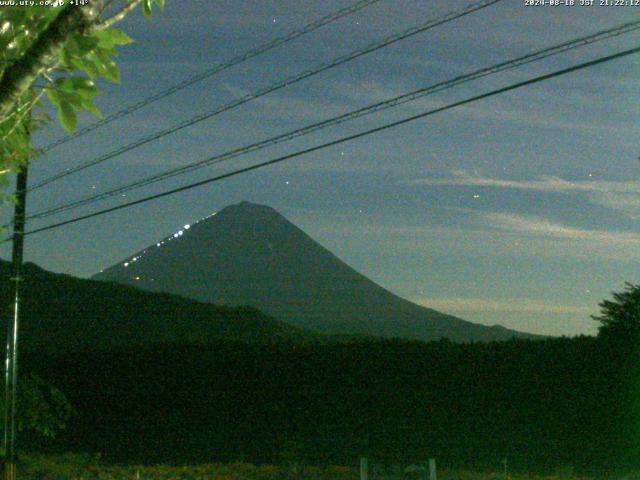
19 334 640 474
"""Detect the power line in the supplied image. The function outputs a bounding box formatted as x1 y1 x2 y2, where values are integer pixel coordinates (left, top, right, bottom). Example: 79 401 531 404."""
25 20 640 222
28 0 503 192
39 0 384 152
15 45 640 240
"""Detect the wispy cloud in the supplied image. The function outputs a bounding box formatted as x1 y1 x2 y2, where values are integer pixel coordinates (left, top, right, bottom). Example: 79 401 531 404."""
479 211 640 247
410 170 640 193
294 205 640 261
413 297 593 316
410 171 640 217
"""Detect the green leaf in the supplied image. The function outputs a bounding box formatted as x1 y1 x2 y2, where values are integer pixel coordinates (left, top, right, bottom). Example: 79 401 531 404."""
47 76 102 121
142 0 153 16
45 87 62 109
95 28 134 49
102 58 120 83
81 98 101 118
56 76 98 100
58 101 78 133
82 51 109 79
73 32 99 54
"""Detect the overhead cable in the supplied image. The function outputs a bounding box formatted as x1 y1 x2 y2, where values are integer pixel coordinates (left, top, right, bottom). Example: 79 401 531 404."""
28 0 503 192
39 0 385 152
26 20 640 222
16 45 640 240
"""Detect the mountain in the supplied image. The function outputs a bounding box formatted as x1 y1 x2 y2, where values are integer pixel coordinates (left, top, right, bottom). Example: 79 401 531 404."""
93 201 539 342
0 260 318 352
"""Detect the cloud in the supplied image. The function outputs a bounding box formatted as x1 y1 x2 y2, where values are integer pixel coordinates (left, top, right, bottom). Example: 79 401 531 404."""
292 204 640 261
410 171 640 217
410 171 640 193
413 297 593 315
479 211 640 247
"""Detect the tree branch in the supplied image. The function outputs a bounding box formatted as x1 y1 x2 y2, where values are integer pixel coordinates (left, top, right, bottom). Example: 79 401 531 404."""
94 0 143 30
0 4 98 121
1 89 43 142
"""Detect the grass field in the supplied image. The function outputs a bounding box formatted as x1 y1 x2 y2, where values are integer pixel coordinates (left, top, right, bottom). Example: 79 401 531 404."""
17 454 630 480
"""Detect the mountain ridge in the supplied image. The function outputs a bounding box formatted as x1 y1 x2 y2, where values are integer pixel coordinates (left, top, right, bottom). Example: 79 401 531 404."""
0 260 320 351
94 201 541 342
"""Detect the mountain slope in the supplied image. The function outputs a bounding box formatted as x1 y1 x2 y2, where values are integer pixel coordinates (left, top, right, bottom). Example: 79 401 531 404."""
0 260 318 351
94 201 539 342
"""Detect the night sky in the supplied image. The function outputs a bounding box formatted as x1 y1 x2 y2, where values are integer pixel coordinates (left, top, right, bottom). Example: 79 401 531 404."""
2 0 639 337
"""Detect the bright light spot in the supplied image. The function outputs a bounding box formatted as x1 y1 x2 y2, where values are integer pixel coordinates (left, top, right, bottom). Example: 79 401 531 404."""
124 262 129 267
285 181 290 185
1 22 10 34
157 243 161 247
174 233 179 238
132 257 138 262
135 276 140 281
178 230 184 236
184 224 190 229
473 194 480 199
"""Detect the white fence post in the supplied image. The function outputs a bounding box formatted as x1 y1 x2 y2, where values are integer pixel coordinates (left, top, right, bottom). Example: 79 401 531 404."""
428 459 436 480
360 457 368 480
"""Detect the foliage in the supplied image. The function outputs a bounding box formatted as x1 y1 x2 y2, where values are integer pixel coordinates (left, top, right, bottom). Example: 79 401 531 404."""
0 0 165 176
592 282 640 342
22 335 629 473
7 271 640 473
0 373 73 442
20 452 100 480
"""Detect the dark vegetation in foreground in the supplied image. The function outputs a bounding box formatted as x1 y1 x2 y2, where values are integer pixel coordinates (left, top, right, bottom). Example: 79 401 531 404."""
4 261 640 474
19 334 640 475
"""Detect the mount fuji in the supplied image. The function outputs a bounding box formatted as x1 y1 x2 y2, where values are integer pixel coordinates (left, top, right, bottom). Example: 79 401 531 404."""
93 201 539 342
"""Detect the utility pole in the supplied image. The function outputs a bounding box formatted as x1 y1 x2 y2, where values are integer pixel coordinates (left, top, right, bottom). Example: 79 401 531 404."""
3 146 29 480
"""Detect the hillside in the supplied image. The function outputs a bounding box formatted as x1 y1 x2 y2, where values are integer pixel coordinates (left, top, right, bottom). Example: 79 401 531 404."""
94 201 540 342
0 260 318 352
